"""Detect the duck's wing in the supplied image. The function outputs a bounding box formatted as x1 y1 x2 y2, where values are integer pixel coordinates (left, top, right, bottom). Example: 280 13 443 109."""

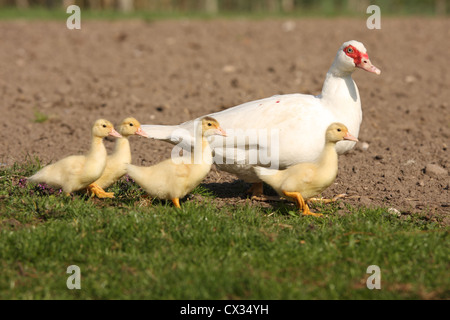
142 93 320 147
209 93 326 166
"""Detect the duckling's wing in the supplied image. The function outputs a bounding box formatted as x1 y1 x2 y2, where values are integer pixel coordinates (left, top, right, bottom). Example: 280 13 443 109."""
174 163 190 178
281 165 316 192
300 167 315 184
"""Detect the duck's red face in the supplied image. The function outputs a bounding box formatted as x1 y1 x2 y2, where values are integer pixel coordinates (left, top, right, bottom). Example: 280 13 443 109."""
343 45 381 75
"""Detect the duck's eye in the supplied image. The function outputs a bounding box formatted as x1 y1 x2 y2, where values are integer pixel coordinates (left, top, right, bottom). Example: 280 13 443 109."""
346 47 353 54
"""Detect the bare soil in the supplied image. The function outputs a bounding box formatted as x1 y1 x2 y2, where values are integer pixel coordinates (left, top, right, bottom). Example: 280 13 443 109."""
0 18 448 218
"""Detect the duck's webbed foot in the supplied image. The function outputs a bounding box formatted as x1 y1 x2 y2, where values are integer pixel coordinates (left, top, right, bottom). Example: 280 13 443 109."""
88 183 115 199
283 190 323 217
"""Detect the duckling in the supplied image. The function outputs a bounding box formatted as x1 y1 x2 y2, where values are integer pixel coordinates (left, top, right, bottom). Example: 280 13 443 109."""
254 123 358 216
88 117 148 198
28 119 122 196
127 117 226 208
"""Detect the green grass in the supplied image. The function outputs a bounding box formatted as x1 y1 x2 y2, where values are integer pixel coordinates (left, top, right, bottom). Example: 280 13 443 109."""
33 109 49 123
0 159 448 299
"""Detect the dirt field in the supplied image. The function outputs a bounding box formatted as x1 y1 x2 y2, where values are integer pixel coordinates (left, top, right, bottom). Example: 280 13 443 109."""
0 17 448 217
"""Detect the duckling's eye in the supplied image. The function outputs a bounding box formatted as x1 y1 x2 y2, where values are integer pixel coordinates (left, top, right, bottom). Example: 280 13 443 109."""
129 123 134 126
207 123 212 127
102 124 107 128
337 128 342 132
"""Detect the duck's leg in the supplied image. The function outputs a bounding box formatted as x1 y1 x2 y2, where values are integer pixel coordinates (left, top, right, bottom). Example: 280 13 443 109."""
247 182 263 197
249 182 282 201
283 190 323 217
87 183 115 199
307 193 347 204
172 198 181 208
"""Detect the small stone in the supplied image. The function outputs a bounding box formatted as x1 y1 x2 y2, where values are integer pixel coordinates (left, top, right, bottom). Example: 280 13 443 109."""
222 65 236 73
425 164 448 178
405 75 417 83
387 208 401 217
361 142 369 151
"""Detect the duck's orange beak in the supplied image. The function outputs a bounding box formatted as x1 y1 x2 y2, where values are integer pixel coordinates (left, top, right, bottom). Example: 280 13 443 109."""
135 127 148 138
109 128 122 138
343 131 358 142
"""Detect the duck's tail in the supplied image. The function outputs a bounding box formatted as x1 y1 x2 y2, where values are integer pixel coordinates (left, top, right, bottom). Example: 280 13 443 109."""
253 166 283 188
126 164 145 185
27 166 49 183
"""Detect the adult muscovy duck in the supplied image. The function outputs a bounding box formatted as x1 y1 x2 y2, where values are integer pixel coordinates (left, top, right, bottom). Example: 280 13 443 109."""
141 40 380 195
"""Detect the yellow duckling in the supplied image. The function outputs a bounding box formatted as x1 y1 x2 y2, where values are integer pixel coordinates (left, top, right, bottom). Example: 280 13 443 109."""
254 123 358 216
88 117 148 198
28 119 122 196
127 117 226 208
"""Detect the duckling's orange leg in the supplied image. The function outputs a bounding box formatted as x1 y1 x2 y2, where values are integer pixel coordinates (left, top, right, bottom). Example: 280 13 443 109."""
87 183 115 199
308 193 347 204
283 190 323 217
172 198 181 208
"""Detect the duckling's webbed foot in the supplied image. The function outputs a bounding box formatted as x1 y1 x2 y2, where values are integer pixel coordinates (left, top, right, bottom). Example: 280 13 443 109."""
283 190 323 217
307 193 347 204
88 183 115 199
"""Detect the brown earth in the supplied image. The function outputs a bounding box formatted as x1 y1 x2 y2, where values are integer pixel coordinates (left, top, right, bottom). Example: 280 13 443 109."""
0 18 448 218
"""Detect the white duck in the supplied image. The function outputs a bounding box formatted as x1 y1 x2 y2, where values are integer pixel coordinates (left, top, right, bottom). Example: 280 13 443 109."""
141 40 380 196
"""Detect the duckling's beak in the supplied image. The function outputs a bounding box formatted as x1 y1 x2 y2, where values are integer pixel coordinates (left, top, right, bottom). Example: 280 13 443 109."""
343 132 358 142
215 127 227 137
109 128 122 138
135 127 148 138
